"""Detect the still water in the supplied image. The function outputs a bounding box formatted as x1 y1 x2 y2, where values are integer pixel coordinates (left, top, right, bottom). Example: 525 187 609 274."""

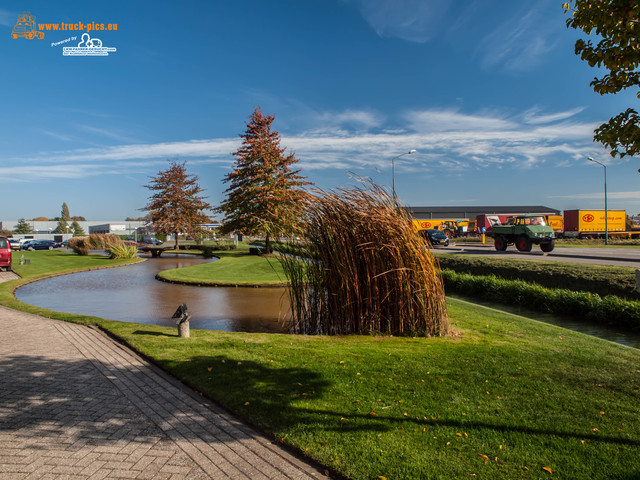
16 254 290 333
14 256 640 346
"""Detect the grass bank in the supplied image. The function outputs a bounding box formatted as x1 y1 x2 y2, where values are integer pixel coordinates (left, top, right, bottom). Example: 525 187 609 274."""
4 250 640 478
102 299 640 480
156 250 288 286
0 250 142 323
434 254 638 300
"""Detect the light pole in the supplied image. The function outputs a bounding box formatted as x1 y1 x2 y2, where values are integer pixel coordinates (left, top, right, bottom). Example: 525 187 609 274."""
588 157 608 245
392 149 416 198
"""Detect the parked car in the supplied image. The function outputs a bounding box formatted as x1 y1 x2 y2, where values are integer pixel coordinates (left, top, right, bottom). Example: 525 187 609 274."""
139 236 163 245
22 240 60 251
419 229 449 247
8 238 21 250
0 236 12 271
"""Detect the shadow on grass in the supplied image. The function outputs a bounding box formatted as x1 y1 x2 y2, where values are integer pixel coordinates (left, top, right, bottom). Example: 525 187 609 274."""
132 329 177 337
159 354 640 449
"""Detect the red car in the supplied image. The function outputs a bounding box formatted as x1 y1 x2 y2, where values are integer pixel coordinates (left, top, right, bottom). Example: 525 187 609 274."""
0 236 12 272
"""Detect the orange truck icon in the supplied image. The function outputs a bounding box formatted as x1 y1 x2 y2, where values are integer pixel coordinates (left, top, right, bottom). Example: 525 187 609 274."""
12 12 44 39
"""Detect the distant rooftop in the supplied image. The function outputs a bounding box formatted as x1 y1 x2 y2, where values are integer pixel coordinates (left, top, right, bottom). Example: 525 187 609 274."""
404 206 561 220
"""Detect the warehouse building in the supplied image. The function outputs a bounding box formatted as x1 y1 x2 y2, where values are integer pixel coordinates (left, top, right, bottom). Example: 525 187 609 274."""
404 206 560 220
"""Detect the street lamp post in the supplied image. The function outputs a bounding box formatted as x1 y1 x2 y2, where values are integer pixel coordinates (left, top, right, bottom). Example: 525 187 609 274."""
392 149 417 198
588 157 608 245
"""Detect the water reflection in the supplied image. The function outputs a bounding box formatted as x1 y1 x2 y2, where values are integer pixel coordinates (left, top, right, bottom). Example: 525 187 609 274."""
16 254 290 333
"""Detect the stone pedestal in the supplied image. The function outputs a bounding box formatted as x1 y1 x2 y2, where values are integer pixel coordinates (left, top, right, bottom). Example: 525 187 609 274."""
178 315 191 338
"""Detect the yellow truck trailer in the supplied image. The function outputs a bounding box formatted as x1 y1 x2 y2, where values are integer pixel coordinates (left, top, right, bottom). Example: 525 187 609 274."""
563 209 626 237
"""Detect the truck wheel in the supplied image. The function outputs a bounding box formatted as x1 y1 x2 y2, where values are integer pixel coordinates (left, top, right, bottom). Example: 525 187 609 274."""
444 229 452 238
494 237 507 251
515 235 532 252
540 240 555 252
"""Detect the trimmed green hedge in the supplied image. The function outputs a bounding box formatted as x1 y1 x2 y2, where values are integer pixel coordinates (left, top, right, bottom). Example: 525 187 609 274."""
442 270 640 329
436 254 639 300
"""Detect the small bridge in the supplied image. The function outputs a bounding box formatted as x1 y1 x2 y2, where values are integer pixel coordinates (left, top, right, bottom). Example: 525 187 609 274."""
137 246 172 258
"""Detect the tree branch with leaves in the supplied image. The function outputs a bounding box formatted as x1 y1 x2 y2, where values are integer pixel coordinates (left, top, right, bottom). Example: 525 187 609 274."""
564 0 640 157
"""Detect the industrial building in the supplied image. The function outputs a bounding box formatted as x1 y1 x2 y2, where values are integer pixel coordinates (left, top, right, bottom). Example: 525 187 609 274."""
404 206 560 220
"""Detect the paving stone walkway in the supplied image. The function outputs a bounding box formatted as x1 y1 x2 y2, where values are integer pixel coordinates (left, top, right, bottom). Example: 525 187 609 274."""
0 305 325 479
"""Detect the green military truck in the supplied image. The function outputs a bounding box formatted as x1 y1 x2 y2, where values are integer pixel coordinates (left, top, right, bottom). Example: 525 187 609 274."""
491 215 555 252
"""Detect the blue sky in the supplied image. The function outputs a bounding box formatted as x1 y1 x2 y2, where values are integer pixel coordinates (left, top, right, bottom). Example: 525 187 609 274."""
1 0 639 221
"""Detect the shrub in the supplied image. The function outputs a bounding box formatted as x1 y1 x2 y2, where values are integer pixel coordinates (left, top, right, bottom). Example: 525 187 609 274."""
279 181 449 337
106 244 139 259
67 236 89 256
442 270 640 329
436 254 638 300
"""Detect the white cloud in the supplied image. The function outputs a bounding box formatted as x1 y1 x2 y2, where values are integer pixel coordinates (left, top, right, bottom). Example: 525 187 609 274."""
549 191 640 200
347 0 452 43
0 9 14 27
522 107 586 125
476 2 561 72
0 106 609 182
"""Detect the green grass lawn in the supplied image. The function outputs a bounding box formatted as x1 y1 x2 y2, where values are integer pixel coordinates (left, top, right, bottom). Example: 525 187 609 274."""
157 251 288 286
0 250 142 323
103 300 640 480
3 249 640 479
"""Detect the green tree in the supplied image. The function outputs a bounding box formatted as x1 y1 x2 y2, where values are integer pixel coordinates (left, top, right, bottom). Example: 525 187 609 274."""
564 0 640 157
70 220 85 236
54 202 71 234
14 218 33 234
217 107 310 253
143 160 212 249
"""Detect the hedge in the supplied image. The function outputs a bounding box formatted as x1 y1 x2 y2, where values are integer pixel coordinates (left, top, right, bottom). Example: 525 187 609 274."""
442 270 640 329
436 254 638 300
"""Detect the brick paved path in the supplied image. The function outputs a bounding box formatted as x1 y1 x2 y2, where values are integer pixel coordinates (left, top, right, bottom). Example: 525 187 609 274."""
0 305 324 479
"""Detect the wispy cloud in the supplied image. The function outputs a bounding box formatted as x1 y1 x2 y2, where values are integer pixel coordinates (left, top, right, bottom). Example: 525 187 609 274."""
476 2 562 72
549 191 640 200
0 8 14 27
522 107 586 125
346 0 453 43
0 106 608 182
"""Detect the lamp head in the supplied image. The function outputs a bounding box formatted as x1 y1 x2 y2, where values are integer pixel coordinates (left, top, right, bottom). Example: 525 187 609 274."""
408 149 417 154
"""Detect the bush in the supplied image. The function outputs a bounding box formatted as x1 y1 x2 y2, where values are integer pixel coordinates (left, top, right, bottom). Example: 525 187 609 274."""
67 236 89 256
442 270 640 329
436 254 638 300
106 244 139 259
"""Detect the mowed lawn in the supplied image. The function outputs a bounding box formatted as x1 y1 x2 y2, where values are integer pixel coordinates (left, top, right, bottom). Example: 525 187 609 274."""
103 297 640 480
157 252 288 286
4 249 640 479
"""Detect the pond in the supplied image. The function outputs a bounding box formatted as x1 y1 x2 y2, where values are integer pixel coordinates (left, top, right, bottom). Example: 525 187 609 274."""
16 254 290 333
15 256 640 347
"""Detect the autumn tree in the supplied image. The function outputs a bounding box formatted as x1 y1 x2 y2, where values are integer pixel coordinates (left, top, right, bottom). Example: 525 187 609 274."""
564 0 640 157
13 218 33 234
54 202 71 234
143 160 212 249
217 107 310 253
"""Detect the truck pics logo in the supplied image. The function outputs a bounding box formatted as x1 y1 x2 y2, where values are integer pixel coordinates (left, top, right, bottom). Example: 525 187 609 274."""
582 214 595 222
11 12 44 40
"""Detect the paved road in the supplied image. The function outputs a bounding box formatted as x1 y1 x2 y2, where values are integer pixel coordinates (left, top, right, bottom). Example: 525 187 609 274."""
0 305 325 479
441 243 640 268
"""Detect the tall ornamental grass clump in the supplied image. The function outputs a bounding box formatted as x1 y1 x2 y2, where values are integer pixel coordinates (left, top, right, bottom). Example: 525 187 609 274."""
279 182 449 336
67 234 138 259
